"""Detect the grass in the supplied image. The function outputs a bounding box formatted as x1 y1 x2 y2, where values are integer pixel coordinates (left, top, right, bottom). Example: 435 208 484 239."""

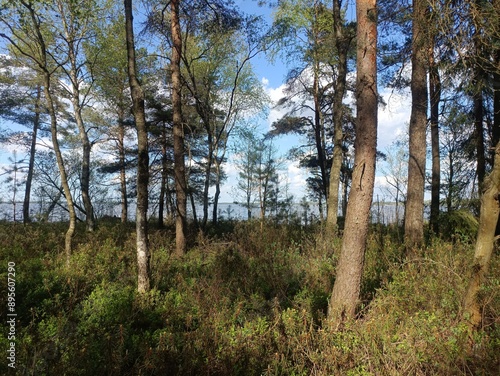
0 220 498 375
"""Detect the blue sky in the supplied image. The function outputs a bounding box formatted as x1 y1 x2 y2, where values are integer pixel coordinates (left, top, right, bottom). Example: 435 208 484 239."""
0 1 412 213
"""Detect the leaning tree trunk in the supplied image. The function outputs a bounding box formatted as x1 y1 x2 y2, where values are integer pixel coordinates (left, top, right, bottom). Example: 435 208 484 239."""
171 0 187 255
125 0 151 293
463 142 500 331
44 77 76 266
404 0 428 253
23 85 41 224
328 0 377 322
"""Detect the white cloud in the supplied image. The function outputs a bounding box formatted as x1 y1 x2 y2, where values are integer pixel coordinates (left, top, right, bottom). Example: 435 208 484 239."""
377 88 411 149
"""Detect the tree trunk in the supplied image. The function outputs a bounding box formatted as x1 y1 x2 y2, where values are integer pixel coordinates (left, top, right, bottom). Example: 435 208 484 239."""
328 0 377 322
25 1 76 265
118 111 128 223
202 135 213 229
57 0 95 232
429 44 441 234
44 77 76 266
404 0 428 252
23 85 41 224
212 159 222 225
159 122 168 229
326 0 351 236
171 0 187 255
463 142 500 331
125 0 151 293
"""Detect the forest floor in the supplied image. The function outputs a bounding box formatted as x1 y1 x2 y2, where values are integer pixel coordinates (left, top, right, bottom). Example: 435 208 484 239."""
0 219 499 375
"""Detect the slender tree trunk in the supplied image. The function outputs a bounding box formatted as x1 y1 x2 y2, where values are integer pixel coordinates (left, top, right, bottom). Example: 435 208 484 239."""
429 45 441 234
44 78 76 266
159 122 168 229
118 111 128 223
125 0 151 293
202 135 213 229
404 0 428 252
313 66 328 201
57 0 95 232
326 0 351 236
463 142 500 331
23 85 41 224
212 159 222 225
73 92 95 231
171 0 187 255
328 0 377 322
24 1 76 265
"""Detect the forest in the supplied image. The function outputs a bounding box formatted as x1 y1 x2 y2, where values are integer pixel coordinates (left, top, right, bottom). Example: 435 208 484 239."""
0 0 499 374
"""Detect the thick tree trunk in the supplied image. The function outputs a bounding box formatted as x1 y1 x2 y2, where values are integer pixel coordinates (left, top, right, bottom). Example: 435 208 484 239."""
326 0 351 236
404 0 428 252
429 46 441 234
171 0 187 255
463 142 500 330
23 85 41 224
328 0 377 322
125 0 151 293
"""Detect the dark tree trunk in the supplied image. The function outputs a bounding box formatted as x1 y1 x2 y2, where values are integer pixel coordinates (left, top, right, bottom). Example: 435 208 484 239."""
326 0 352 236
171 0 187 255
23 85 41 224
429 45 441 234
158 122 168 229
404 0 428 252
328 0 378 322
118 111 128 223
125 0 151 292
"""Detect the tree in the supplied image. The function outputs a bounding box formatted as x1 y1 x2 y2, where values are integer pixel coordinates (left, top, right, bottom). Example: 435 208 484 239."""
328 0 378 321
0 0 77 264
0 56 45 224
463 141 500 331
89 11 134 224
124 0 151 292
54 0 100 232
429 24 441 234
326 0 356 235
171 0 188 255
404 0 428 252
233 127 282 224
382 138 408 227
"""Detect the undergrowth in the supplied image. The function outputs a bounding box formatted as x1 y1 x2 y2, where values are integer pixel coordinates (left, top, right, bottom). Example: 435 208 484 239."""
0 220 498 375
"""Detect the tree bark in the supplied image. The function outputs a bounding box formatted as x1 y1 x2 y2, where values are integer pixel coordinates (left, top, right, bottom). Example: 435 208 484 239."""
404 0 428 252
328 0 377 322
23 85 41 224
171 0 187 255
429 43 441 234
125 0 151 293
463 142 500 330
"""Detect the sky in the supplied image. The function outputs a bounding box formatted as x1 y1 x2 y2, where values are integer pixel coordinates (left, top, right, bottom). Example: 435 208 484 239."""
0 0 412 212
216 0 411 204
